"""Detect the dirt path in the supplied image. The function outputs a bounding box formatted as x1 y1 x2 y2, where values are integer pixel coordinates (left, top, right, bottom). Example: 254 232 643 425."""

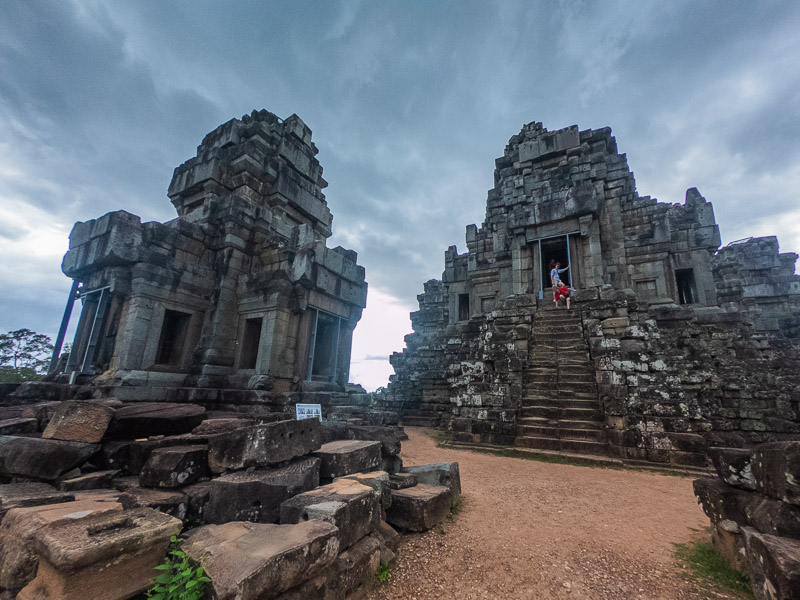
369 428 710 600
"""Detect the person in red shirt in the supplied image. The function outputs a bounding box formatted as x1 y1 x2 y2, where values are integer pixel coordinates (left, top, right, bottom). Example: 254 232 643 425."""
553 284 575 309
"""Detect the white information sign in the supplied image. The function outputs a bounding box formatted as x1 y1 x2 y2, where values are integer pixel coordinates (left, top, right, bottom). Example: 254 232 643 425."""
295 403 322 422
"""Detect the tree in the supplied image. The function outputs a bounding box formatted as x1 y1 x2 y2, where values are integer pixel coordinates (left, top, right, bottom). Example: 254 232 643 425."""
0 329 54 382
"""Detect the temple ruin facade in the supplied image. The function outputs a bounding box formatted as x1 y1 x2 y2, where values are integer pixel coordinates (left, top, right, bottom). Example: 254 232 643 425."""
52 110 368 411
387 122 800 467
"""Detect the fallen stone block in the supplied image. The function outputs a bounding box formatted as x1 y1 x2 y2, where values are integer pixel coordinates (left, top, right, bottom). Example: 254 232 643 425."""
742 527 800 600
0 497 122 595
192 417 255 436
0 418 38 435
110 475 140 492
340 471 391 512
206 457 320 524
386 484 452 532
281 479 380 550
345 425 401 456
184 520 339 600
711 519 747 572
402 462 461 507
140 444 208 488
17 508 181 600
182 481 212 526
42 401 115 443
694 478 800 538
709 447 756 491
313 440 382 479
119 487 188 521
129 433 206 474
109 402 206 438
57 470 117 492
326 535 381 600
0 436 98 480
208 419 322 473
751 441 800 505
0 483 74 522
388 472 418 490
374 520 401 553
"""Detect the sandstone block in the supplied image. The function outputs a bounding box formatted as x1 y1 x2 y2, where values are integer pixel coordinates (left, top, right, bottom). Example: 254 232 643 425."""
711 520 747 572
280 479 380 550
0 497 122 594
694 478 800 539
751 441 800 505
184 520 339 600
191 417 255 436
340 471 391 510
205 457 320 524
57 470 117 492
139 444 208 488
402 462 461 507
742 527 800 600
208 419 322 473
129 433 205 474
313 440 382 479
386 484 452 532
345 425 401 456
17 508 181 600
0 483 73 522
709 447 756 491
42 401 114 443
0 418 38 435
110 403 206 438
119 487 188 521
0 436 98 480
325 535 381 600
388 472 418 489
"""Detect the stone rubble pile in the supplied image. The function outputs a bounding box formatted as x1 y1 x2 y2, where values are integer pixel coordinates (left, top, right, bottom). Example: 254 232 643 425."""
694 441 800 599
0 398 460 599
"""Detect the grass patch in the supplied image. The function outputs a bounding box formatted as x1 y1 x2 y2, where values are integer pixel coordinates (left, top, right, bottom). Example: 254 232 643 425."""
674 539 752 599
375 562 391 585
450 499 462 515
432 430 453 447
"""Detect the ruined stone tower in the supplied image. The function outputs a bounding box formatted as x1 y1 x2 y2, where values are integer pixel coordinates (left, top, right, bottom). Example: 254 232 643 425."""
56 110 368 406
388 122 800 466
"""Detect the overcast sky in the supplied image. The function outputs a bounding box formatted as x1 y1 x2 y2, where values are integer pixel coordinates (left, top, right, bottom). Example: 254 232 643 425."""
1 1 799 390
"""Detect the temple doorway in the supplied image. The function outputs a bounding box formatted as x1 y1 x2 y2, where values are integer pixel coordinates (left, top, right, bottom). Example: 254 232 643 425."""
540 235 571 287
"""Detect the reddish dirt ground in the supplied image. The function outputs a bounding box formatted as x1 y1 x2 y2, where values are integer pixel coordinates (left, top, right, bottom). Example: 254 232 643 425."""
369 427 710 600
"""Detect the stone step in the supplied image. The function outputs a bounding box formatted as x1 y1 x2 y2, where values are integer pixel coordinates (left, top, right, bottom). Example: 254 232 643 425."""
516 424 604 441
523 393 599 405
518 417 602 430
524 373 596 384
514 436 609 455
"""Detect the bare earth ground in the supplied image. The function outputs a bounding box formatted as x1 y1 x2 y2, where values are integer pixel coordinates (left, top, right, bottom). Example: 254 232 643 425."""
369 427 710 600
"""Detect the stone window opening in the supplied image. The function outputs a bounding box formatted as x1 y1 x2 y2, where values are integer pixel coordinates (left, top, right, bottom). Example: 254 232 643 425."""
458 294 470 321
239 317 263 370
307 309 341 382
155 310 191 366
675 268 698 305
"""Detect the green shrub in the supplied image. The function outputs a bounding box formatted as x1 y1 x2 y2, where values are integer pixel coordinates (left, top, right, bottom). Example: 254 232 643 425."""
375 562 391 585
147 536 211 600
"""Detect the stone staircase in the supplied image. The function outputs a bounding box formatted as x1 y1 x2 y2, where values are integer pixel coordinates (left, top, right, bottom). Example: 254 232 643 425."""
515 300 608 455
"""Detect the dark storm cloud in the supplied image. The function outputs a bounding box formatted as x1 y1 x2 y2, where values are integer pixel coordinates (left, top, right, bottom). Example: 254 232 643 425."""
1 0 799 352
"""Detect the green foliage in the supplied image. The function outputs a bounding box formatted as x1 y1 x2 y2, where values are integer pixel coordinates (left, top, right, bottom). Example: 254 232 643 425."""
0 328 53 381
375 562 391 585
674 539 753 598
432 430 452 447
147 536 211 600
450 499 463 515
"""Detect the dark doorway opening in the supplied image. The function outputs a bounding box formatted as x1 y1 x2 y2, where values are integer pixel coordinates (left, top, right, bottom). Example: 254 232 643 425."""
458 294 469 321
541 236 570 287
309 310 341 382
675 268 698 305
240 317 263 369
155 310 191 366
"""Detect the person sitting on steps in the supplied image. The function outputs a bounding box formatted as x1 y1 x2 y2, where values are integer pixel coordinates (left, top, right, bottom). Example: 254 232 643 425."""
554 284 576 309
550 261 569 287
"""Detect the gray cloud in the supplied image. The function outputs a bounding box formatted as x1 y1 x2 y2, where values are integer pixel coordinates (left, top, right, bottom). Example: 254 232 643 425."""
1 0 799 347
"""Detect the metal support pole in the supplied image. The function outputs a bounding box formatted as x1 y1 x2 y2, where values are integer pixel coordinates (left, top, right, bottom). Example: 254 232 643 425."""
49 279 80 374
565 233 572 287
538 238 543 299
